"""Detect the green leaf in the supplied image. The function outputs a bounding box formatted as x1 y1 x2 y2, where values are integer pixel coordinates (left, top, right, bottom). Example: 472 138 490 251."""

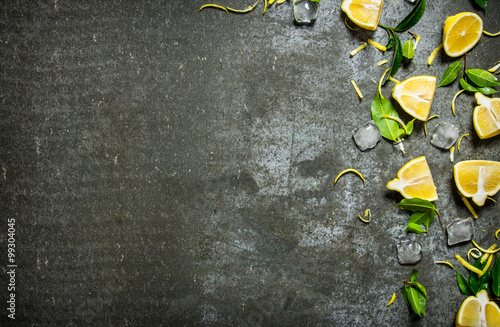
469 257 491 295
474 0 487 15
438 61 462 87
413 281 427 299
409 210 434 231
478 86 499 95
410 269 418 282
460 78 480 93
406 222 424 234
466 69 500 87
402 286 410 306
396 198 437 213
386 32 395 50
403 39 415 59
371 91 400 141
416 290 426 316
408 287 423 316
406 119 415 135
395 0 426 32
386 32 403 83
493 258 500 297
456 269 475 296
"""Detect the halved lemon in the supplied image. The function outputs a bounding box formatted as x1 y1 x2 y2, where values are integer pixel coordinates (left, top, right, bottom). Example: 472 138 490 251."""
454 160 500 206
392 76 436 121
443 12 483 57
473 93 500 139
456 290 500 327
341 0 383 31
387 156 438 201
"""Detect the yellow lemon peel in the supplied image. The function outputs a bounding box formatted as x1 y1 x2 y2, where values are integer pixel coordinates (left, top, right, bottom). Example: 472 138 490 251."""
368 39 387 51
488 197 497 203
483 30 500 37
227 0 260 13
452 89 466 116
386 293 396 306
200 4 229 12
277 0 286 3
423 115 439 136
350 80 363 99
450 146 455 163
263 0 267 14
457 133 469 152
335 169 366 184
350 42 367 57
479 254 494 277
377 59 388 66
358 209 371 223
344 18 359 31
468 248 482 260
427 43 443 66
472 241 500 254
488 62 500 73
408 31 420 50
435 261 454 268
459 192 478 219
456 255 484 275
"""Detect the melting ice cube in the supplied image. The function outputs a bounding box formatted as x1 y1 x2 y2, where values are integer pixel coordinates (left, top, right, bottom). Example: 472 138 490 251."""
352 120 381 151
430 122 460 150
293 0 319 24
397 240 422 265
447 218 474 246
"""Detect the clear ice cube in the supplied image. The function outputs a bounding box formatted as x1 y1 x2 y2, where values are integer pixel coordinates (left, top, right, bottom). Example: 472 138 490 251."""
447 218 474 246
293 0 319 25
397 240 422 265
430 122 460 150
352 120 381 151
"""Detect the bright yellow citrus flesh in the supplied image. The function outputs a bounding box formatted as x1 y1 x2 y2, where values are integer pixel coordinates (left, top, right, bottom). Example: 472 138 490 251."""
454 160 500 206
474 93 500 139
341 0 383 31
443 12 483 57
386 156 438 201
392 76 436 121
456 290 500 327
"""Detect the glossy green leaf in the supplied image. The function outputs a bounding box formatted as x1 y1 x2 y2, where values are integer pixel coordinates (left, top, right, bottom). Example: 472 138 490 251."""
409 210 434 231
478 86 499 95
417 290 426 316
371 91 400 141
474 0 487 15
469 257 491 295
460 78 479 93
410 269 418 282
456 269 475 296
493 258 500 297
408 287 423 316
386 33 403 83
396 198 437 213
406 222 424 233
406 119 415 135
402 286 410 306
438 61 462 87
395 0 426 32
466 69 500 87
403 39 415 59
413 281 427 299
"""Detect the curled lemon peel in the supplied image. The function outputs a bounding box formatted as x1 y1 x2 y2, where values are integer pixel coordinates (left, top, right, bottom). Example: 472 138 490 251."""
423 115 439 136
496 229 500 239
358 209 371 223
479 254 494 277
377 59 388 66
227 0 260 13
456 255 484 275
378 69 390 96
427 43 443 66
277 0 286 4
459 192 478 219
344 18 359 31
452 89 466 116
488 62 500 73
380 114 408 135
351 80 363 99
335 169 366 184
368 39 387 51
386 293 396 306
200 4 229 12
450 146 455 163
263 0 267 14
483 30 500 37
472 241 500 254
350 42 367 57
388 76 400 84
435 261 454 269
468 248 482 260
457 133 469 153
487 197 496 203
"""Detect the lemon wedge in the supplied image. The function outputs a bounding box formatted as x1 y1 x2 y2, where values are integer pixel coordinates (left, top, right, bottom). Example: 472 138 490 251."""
387 156 438 201
443 12 483 57
456 290 500 327
473 93 500 139
341 0 383 31
392 76 436 121
454 160 500 206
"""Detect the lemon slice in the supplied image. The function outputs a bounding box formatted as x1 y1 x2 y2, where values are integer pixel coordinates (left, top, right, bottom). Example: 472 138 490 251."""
443 12 483 57
387 156 438 201
454 160 500 206
473 93 500 139
456 290 500 327
341 0 383 31
392 76 436 121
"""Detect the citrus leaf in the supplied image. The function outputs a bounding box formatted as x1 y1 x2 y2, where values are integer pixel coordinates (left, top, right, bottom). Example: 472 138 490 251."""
469 257 491 295
417 290 426 316
460 78 480 92
474 0 487 15
396 198 437 213
402 286 410 306
371 91 400 141
403 39 415 59
409 210 434 231
395 0 426 32
413 281 427 299
456 269 475 296
410 269 418 282
406 119 415 135
408 287 423 316
438 61 462 87
406 222 424 234
466 69 500 87
477 86 498 95
493 258 500 297
387 33 403 83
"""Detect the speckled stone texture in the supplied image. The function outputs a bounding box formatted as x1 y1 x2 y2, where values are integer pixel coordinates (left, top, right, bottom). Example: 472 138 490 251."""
0 0 499 326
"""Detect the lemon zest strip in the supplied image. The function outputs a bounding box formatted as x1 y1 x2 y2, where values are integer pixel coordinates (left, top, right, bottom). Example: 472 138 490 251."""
227 0 259 13
386 293 396 306
479 254 494 277
452 89 466 116
483 30 500 37
344 18 359 31
450 146 455 163
350 42 367 57
334 169 366 184
496 229 500 239
359 209 371 223
459 192 478 219
200 4 229 12
277 0 286 4
467 248 482 260
377 59 388 66
263 0 267 14
269 0 276 4
487 197 496 203
434 261 454 269
368 39 387 51
423 115 439 136
457 133 469 153
480 252 490 264
456 255 483 275
380 114 408 135
378 69 390 97
350 80 363 99
488 62 500 73
427 43 443 66
472 241 500 254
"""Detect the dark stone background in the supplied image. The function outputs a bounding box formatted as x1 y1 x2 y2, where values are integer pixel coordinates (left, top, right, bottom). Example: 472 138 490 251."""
0 0 499 326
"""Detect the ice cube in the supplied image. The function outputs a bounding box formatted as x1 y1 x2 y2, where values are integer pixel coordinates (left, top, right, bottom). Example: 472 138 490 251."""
352 120 381 151
397 240 422 265
430 122 460 150
447 218 474 246
293 0 319 25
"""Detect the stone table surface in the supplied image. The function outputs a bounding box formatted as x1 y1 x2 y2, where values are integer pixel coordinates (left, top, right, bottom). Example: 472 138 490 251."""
1 0 499 326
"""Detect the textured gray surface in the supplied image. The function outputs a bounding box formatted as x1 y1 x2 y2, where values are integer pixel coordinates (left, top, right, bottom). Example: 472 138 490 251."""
0 0 499 326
